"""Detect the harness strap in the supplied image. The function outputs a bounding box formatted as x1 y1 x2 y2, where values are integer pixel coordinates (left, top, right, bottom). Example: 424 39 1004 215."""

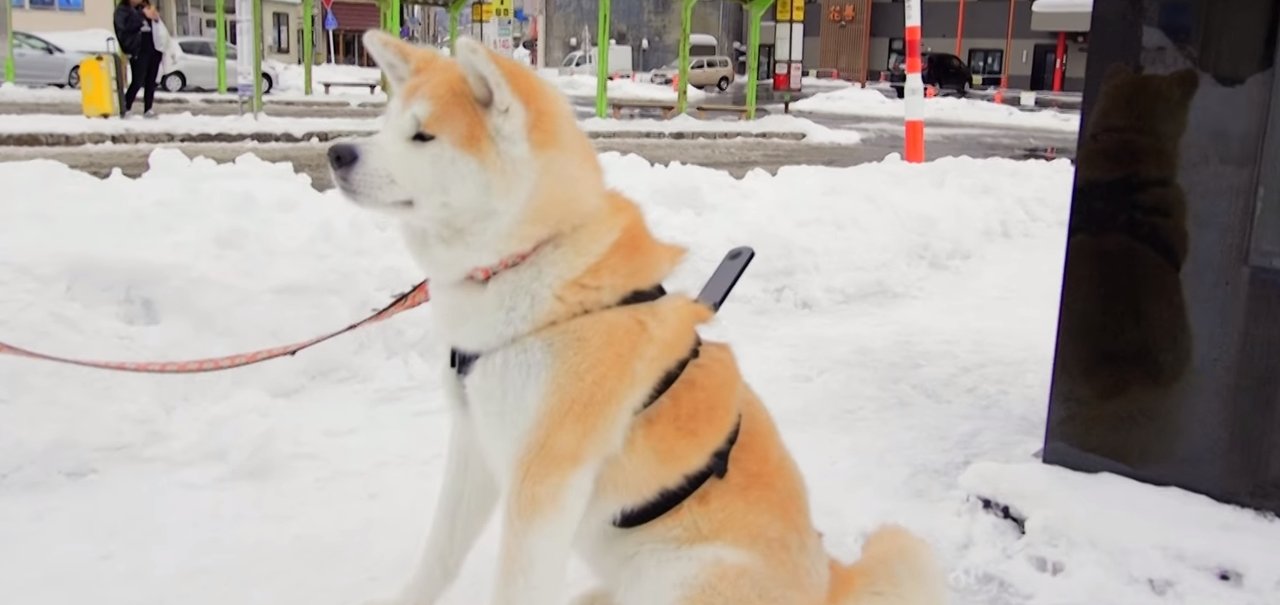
612 417 742 529
449 284 668 379
447 280 742 531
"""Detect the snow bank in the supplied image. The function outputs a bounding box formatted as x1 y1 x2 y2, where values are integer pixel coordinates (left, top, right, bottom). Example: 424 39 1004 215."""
1 150 1270 605
0 112 381 135
544 73 710 103
580 113 863 144
793 85 1082 132
0 112 858 142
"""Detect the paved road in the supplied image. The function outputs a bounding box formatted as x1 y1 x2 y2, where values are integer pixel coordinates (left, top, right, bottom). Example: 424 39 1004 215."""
0 89 1077 187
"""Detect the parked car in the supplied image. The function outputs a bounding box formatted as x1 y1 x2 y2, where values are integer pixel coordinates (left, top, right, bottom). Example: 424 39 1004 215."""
558 43 633 79
649 55 735 91
8 31 89 88
889 52 972 98
160 37 277 93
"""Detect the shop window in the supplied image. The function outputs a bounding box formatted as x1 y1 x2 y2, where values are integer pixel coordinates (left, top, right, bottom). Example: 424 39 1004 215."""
272 11 289 54
887 38 903 71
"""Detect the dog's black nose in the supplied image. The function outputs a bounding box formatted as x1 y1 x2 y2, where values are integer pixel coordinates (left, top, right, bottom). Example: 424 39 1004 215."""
328 143 360 171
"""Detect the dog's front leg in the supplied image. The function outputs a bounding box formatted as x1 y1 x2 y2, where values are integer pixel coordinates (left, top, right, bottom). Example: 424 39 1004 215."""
394 388 498 605
490 458 601 605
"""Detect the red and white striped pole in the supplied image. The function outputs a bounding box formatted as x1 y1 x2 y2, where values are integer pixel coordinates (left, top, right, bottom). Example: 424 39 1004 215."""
903 0 924 163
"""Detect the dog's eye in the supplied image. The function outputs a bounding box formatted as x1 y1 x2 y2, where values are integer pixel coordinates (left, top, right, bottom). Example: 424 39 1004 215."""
411 131 435 143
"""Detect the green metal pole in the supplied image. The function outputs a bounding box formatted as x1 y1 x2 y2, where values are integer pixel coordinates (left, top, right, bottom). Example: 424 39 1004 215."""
745 0 773 120
216 0 227 93
448 0 466 53
4 0 15 84
676 0 696 114
303 0 313 95
253 0 263 112
391 0 401 33
595 0 610 118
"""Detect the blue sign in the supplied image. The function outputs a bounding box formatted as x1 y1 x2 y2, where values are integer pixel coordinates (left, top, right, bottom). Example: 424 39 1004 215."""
513 8 525 21
324 11 338 31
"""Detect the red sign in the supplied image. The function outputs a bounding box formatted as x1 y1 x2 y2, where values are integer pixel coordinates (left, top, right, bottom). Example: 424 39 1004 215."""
321 0 335 10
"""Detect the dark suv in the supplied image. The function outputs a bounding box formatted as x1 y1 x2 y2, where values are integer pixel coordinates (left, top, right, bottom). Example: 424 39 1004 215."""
889 52 973 98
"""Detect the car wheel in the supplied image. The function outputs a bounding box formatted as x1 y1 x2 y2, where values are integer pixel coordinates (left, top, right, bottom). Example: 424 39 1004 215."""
955 79 969 97
162 72 186 92
261 73 273 94
67 65 81 89
716 76 730 92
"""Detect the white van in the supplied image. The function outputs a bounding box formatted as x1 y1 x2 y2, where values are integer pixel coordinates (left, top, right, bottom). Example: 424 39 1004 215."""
558 43 634 78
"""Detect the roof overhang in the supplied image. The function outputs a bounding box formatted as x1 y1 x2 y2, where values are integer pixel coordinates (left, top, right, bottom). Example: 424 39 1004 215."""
1031 0 1093 32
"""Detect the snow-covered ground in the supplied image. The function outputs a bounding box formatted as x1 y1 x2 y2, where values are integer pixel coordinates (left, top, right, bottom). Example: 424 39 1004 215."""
0 112 861 142
793 85 1082 132
3 149 1276 604
0 112 380 135
543 73 711 103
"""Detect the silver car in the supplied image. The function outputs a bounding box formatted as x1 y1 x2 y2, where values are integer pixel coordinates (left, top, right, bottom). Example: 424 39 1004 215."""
7 31 89 88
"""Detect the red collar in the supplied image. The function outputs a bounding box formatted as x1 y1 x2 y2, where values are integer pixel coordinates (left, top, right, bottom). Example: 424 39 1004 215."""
465 241 547 283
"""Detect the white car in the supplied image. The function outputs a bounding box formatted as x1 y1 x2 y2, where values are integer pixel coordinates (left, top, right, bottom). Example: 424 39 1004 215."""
8 31 89 88
160 37 277 93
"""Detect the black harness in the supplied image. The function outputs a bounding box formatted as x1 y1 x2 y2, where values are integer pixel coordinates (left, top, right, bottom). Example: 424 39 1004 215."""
1069 176 1183 270
448 283 741 530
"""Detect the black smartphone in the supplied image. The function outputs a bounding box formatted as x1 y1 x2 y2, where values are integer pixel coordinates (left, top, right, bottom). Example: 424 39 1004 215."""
696 246 755 313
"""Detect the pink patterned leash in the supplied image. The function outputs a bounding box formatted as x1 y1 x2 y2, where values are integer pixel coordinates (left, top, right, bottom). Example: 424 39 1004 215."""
0 281 430 374
0 241 547 374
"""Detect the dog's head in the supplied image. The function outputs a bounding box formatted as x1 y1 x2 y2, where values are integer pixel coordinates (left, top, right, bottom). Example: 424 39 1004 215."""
330 31 605 278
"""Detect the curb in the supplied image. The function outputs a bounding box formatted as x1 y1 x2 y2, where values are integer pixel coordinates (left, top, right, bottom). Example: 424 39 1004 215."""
0 130 807 146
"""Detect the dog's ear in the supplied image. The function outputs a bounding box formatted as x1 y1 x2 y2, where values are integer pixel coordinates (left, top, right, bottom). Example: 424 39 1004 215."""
453 37 511 112
363 29 428 89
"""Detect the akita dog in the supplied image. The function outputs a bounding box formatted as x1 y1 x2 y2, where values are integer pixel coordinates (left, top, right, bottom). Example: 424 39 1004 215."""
329 30 946 605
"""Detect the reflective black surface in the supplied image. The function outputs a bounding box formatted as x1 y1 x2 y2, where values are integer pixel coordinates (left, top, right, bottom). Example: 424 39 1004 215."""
1043 0 1280 514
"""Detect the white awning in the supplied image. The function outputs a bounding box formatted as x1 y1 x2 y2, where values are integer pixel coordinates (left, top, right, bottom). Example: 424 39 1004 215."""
1031 0 1093 32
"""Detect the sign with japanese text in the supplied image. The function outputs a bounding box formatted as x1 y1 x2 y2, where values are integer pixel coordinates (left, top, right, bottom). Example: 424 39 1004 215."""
828 3 857 23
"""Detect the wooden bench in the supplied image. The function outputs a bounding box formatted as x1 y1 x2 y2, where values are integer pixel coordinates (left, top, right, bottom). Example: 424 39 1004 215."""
693 103 753 119
608 98 680 119
321 81 379 95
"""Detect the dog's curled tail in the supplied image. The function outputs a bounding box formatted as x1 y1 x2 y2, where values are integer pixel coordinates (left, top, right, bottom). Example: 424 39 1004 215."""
826 524 947 605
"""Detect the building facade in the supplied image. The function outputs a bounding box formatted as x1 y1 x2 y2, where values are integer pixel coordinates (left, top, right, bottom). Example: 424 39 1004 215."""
542 0 1091 92
11 0 112 33
787 0 1091 91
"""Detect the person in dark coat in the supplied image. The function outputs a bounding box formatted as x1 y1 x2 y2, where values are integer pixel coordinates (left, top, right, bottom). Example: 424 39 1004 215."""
113 0 162 118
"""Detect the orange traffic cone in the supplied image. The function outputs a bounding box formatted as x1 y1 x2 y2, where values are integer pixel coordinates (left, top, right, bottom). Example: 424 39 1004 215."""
925 85 938 98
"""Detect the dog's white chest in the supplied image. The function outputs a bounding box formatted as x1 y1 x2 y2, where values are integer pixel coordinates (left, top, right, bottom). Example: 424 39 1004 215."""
453 338 556 482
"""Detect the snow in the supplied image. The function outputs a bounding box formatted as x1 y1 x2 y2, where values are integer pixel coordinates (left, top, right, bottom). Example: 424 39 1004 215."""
792 85 1082 132
580 114 863 144
0 112 858 142
960 462 1280 603
1 149 1273 605
0 112 381 135
1032 0 1094 13
543 73 711 103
